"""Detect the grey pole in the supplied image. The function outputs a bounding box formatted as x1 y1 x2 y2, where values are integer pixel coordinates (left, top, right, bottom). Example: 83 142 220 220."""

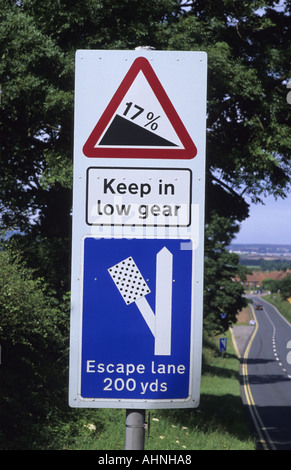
125 409 146 450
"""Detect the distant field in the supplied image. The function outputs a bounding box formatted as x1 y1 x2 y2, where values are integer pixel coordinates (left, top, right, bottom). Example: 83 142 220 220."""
229 243 291 257
244 265 261 270
228 244 291 271
264 294 291 325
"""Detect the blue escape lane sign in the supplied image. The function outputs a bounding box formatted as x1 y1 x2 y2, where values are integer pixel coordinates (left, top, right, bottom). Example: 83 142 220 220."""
79 237 194 404
219 338 227 352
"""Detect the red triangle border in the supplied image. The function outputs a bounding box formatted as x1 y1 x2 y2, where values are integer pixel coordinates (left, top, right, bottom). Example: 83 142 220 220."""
83 57 197 159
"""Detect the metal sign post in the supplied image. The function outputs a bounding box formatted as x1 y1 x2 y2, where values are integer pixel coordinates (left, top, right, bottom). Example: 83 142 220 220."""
69 50 207 450
125 410 146 450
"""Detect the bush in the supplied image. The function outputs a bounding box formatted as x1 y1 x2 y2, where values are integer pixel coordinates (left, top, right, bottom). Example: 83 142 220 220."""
0 250 70 449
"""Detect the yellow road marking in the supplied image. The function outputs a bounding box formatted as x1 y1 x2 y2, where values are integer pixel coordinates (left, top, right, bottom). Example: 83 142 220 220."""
232 305 276 450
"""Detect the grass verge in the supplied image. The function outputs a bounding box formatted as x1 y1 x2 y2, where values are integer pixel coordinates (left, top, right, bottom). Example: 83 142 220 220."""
67 331 256 451
263 293 291 324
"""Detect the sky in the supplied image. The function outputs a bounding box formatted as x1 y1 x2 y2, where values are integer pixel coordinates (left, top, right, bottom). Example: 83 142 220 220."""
233 194 291 245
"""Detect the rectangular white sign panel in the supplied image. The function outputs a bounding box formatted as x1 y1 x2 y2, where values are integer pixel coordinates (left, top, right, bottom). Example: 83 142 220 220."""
86 167 191 226
69 50 207 409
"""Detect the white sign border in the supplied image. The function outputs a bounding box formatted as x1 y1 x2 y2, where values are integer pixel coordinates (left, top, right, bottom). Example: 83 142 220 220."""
69 49 207 409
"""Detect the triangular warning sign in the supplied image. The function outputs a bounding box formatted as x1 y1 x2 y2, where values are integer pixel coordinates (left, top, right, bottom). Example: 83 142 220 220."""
83 57 197 159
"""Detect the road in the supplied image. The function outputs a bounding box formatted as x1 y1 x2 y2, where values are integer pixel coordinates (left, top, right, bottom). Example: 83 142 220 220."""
234 295 291 450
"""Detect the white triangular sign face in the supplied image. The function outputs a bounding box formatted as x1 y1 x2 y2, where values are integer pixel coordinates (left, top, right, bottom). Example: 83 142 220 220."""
83 57 197 159
96 71 183 149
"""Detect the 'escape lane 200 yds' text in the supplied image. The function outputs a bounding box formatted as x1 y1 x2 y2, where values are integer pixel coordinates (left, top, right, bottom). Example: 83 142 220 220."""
86 360 187 395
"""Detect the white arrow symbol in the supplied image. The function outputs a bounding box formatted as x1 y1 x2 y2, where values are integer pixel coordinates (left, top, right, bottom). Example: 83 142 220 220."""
154 247 172 356
108 247 173 356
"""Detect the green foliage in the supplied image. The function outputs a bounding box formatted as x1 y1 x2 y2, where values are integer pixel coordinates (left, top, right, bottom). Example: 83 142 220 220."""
164 0 291 332
165 1 291 203
0 249 71 449
264 293 291 324
278 274 291 300
240 258 291 271
204 213 248 333
0 1 290 290
0 0 178 293
263 274 291 301
264 273 291 299
0 0 290 447
262 277 281 292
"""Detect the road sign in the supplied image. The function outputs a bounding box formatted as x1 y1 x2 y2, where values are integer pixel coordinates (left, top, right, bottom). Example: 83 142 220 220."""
219 338 227 353
69 50 207 409
78 237 195 404
83 57 197 159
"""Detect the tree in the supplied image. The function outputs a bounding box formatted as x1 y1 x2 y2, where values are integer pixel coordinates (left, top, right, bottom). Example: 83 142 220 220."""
0 0 290 450
263 274 291 299
162 0 291 331
164 1 291 207
262 277 281 292
0 1 290 323
278 274 291 300
0 249 69 448
203 213 248 333
0 0 175 291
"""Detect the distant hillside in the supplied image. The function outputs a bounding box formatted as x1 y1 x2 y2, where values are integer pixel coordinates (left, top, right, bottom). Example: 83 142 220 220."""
228 244 291 271
228 243 291 258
